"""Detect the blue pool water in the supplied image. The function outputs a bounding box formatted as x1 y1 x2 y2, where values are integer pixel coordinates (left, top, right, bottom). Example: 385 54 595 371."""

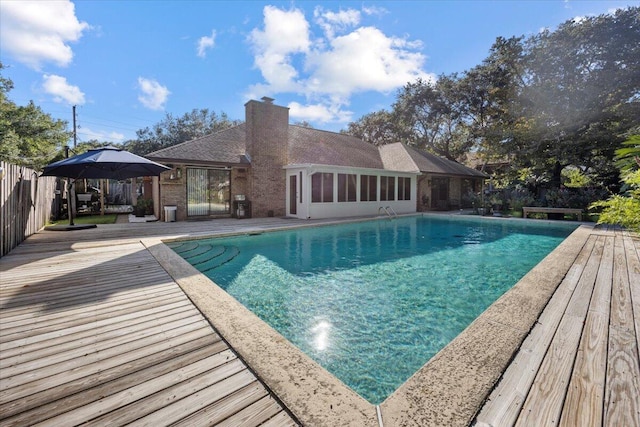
167 215 577 404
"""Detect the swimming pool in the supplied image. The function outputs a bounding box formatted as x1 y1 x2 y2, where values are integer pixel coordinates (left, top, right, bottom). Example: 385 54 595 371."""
167 215 577 404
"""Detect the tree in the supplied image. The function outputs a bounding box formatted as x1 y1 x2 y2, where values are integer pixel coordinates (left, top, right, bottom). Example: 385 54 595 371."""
457 37 526 166
392 76 472 160
341 110 399 146
0 63 70 170
511 7 640 189
123 108 240 155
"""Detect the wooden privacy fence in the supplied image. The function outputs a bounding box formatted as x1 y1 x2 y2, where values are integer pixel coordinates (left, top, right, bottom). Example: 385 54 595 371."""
1 161 58 257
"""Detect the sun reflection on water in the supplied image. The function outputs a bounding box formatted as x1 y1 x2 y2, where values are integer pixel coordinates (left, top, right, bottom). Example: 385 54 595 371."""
310 320 332 351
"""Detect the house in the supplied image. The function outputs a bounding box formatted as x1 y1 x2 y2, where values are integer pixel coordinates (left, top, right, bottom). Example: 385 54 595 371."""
146 97 486 221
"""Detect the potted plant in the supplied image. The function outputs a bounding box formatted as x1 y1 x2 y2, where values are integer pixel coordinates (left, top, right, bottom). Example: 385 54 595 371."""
135 197 152 217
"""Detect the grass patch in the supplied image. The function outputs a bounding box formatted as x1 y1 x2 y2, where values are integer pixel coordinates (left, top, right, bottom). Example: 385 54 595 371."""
49 214 118 225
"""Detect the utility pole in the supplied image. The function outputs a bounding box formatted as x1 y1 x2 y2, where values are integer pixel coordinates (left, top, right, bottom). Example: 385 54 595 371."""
72 105 77 148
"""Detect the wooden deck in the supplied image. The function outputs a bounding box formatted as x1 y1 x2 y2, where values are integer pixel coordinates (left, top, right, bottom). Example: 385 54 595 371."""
474 226 640 427
0 217 304 426
1 216 639 426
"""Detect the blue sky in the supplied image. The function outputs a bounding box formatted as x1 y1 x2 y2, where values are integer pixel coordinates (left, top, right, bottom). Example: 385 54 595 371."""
1 0 637 145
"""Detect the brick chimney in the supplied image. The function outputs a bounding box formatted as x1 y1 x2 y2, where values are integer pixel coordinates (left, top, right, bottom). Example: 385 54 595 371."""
245 97 289 217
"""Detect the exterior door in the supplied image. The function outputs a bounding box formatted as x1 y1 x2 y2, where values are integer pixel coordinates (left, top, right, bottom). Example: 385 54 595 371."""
431 177 449 210
289 174 297 215
187 168 231 216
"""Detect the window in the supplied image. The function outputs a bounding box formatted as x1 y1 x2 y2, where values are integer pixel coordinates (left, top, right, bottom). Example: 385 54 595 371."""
338 174 357 202
360 175 377 202
380 176 395 201
398 177 412 200
312 172 334 203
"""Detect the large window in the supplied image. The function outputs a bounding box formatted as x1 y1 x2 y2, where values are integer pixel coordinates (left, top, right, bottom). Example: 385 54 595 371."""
338 173 357 202
360 175 377 202
398 177 411 201
380 176 395 201
312 172 334 203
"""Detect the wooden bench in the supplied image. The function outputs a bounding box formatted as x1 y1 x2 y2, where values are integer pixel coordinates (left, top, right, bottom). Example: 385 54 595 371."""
522 206 583 221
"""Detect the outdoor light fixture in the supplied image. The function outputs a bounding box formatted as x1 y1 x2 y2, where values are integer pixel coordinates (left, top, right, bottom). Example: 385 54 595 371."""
169 167 182 180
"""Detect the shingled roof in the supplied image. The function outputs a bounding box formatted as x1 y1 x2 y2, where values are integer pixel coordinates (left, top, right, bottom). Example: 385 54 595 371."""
147 124 486 178
146 125 249 166
288 125 383 169
380 143 487 178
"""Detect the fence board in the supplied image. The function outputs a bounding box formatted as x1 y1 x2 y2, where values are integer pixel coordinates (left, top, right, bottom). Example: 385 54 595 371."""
1 162 58 257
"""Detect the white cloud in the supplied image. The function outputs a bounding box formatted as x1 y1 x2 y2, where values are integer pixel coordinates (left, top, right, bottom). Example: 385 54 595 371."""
247 6 310 92
197 30 216 58
288 101 351 124
78 127 125 143
42 74 85 105
361 5 388 17
313 7 361 39
0 0 89 70
246 5 432 125
307 26 433 97
137 77 170 110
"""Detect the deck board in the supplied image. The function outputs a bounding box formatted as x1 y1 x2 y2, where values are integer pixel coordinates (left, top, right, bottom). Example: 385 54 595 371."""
558 236 614 427
476 229 640 427
604 234 640 427
0 219 299 426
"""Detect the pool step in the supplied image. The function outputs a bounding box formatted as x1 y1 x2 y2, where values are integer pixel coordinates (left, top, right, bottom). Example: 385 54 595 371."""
168 242 240 272
187 245 227 266
199 246 241 272
166 241 199 254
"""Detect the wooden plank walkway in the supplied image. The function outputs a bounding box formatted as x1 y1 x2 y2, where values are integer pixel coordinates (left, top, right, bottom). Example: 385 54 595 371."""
0 218 302 426
475 226 640 427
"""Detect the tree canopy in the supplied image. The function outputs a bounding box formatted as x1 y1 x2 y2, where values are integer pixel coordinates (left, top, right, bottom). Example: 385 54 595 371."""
0 63 70 170
344 7 640 192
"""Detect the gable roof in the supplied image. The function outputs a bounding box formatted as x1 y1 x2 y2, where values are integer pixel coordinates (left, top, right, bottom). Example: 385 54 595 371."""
381 143 487 178
146 124 486 178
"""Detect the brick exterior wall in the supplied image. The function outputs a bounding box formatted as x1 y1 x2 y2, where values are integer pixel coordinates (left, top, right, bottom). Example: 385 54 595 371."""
159 168 187 221
245 99 289 217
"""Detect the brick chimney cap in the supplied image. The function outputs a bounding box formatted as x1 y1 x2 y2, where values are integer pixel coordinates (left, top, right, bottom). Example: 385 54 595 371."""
261 96 275 104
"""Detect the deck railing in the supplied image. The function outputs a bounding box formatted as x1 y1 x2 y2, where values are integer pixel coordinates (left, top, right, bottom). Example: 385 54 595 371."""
0 161 58 257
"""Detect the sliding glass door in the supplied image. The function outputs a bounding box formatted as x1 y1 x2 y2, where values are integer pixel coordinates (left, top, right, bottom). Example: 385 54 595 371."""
187 168 230 216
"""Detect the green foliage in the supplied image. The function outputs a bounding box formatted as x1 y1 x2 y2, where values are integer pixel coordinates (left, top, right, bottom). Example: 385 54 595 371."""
134 197 154 216
545 187 608 209
341 110 398 146
590 170 640 231
0 63 70 169
345 7 639 198
509 8 639 188
615 134 640 172
503 187 535 211
562 167 591 188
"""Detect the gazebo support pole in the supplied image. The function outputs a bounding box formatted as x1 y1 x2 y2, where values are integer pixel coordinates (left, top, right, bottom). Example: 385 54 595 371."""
67 179 75 226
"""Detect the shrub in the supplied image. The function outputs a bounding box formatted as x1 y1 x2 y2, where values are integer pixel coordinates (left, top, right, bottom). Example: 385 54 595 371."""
504 187 535 212
590 170 640 232
544 186 608 209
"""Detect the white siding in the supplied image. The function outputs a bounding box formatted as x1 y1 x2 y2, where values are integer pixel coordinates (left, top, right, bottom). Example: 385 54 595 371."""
285 165 419 219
